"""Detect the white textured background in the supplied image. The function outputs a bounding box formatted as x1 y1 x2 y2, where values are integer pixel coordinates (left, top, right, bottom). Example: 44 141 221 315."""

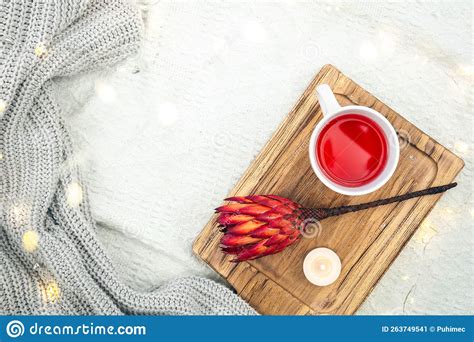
53 0 473 314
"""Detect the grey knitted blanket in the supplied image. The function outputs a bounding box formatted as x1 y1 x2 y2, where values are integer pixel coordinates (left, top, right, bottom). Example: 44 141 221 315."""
0 0 256 315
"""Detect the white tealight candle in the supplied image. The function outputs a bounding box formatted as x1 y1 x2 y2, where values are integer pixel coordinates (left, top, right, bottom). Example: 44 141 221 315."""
0 99 6 113
303 247 341 286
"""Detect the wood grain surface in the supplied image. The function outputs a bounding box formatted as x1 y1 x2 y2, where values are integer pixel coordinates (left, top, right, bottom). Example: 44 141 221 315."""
193 64 464 315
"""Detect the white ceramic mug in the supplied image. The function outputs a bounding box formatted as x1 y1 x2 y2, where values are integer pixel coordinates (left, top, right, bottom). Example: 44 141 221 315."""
309 84 399 196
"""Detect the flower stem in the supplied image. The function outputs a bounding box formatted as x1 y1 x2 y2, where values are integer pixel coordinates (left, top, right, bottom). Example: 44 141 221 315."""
303 183 457 220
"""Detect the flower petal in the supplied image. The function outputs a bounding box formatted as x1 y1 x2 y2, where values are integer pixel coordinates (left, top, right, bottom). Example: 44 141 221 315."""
250 226 280 238
246 195 283 208
224 196 253 203
220 234 261 247
264 234 288 246
226 220 266 235
218 214 254 225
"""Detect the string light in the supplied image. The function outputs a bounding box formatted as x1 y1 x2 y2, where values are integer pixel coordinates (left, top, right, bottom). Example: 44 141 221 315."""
12 206 23 217
470 208 474 218
413 53 428 66
34 42 49 58
413 219 438 244
94 80 116 103
453 140 468 155
10 203 29 226
359 41 378 62
41 280 61 303
22 230 39 253
158 102 178 126
212 37 230 56
456 64 474 76
0 151 3 160
0 99 6 113
241 20 267 43
378 31 395 55
66 182 83 208
401 275 410 281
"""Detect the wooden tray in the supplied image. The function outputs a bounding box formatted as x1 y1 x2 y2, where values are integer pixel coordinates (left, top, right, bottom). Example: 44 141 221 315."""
193 64 464 315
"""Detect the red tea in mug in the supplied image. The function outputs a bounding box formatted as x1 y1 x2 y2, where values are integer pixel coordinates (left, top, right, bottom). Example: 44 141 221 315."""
316 114 388 187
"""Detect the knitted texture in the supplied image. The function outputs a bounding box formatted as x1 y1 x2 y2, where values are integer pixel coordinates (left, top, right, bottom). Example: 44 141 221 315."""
0 0 256 315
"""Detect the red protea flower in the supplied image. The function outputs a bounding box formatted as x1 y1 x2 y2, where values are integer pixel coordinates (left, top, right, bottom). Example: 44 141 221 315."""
216 183 457 262
216 195 306 262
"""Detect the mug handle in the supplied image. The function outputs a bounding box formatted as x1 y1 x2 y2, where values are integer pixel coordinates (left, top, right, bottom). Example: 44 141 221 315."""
316 84 341 117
